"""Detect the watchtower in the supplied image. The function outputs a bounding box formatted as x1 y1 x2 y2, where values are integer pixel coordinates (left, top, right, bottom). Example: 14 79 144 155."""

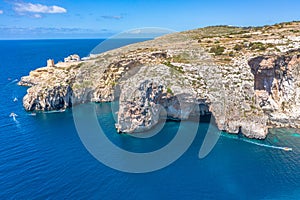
47 59 55 67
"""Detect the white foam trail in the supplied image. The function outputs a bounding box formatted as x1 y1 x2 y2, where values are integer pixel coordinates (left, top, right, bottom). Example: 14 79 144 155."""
10 115 20 128
6 79 18 86
12 116 18 123
9 113 20 124
43 110 65 114
220 133 292 151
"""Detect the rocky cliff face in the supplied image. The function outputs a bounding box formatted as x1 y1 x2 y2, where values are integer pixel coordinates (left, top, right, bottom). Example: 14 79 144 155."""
23 85 73 111
249 54 300 129
19 21 300 139
116 64 199 133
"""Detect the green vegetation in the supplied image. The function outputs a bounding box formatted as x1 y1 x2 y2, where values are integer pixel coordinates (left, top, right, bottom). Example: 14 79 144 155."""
223 58 232 62
240 34 252 38
171 53 190 63
250 104 256 110
189 21 299 64
268 43 276 47
191 80 198 86
163 61 184 74
166 87 173 94
233 44 243 51
111 81 117 87
249 42 267 51
209 45 225 55
248 42 276 51
192 25 250 39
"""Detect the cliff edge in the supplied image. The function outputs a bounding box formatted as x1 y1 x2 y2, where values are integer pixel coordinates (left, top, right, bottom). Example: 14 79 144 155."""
19 21 300 139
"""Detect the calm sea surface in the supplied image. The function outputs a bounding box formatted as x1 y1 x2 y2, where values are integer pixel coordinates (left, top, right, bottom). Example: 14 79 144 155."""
0 39 300 199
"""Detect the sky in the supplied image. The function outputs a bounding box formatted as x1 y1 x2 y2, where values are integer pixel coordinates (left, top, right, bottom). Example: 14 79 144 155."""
0 0 299 39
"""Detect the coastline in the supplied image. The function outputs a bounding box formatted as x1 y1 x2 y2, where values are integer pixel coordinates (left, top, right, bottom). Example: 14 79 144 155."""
18 21 300 139
1 37 300 200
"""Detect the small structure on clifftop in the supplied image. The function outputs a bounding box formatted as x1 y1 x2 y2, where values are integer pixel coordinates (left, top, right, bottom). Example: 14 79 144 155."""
64 54 81 62
47 59 55 67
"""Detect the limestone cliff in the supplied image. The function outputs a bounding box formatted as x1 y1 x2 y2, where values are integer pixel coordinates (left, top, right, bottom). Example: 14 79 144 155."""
19 21 300 139
249 54 300 129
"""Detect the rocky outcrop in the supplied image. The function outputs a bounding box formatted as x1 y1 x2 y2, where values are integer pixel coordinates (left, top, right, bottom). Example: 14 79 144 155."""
249 54 300 130
249 54 300 107
19 21 300 139
116 64 198 133
23 85 73 111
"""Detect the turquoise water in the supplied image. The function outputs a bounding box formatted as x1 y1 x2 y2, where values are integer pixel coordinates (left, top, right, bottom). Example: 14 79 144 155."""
1 40 300 199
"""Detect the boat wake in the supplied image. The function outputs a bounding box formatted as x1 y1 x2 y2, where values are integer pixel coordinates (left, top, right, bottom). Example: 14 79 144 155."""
9 112 20 128
240 138 293 151
43 110 65 114
220 133 293 151
6 79 18 86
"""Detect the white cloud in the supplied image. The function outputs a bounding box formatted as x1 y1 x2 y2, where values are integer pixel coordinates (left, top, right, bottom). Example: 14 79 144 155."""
0 10 3 14
14 2 67 14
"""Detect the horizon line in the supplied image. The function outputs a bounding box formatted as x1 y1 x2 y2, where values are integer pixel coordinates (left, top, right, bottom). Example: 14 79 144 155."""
0 37 156 41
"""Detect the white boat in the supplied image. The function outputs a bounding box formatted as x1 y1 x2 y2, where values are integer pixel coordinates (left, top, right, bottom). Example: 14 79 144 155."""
283 147 293 151
9 112 18 117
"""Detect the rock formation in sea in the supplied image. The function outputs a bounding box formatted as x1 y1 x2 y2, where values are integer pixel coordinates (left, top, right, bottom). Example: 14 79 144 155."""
19 21 300 139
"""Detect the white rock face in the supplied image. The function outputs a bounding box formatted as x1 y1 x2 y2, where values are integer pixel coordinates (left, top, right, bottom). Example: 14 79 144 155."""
23 85 73 111
116 64 198 133
249 54 300 131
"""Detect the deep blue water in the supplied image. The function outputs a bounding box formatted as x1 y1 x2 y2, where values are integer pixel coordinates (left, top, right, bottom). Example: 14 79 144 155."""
1 40 300 199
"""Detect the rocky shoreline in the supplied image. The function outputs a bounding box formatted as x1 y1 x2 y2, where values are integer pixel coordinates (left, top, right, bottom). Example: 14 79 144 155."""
19 21 300 139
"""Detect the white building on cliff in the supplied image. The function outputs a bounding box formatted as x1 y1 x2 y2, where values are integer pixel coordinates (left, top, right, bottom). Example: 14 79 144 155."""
64 54 81 62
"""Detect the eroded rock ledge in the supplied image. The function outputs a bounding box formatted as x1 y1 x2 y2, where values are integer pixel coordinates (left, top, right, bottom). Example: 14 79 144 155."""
249 54 300 129
19 21 300 139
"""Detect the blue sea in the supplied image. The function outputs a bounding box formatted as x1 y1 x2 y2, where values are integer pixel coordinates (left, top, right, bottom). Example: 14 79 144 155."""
1 39 300 199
